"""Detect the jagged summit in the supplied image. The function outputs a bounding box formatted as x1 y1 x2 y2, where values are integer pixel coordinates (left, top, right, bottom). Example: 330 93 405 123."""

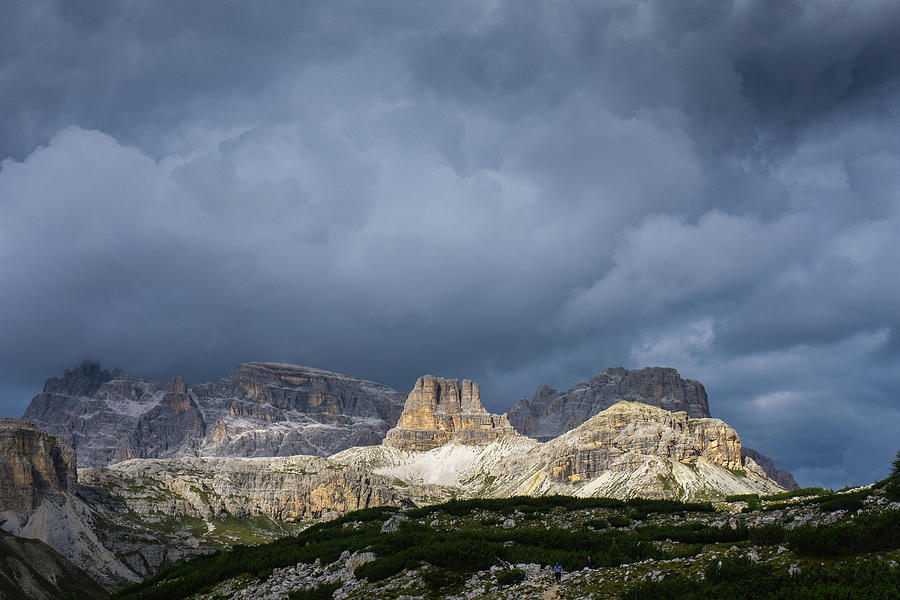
383 375 519 451
41 360 117 397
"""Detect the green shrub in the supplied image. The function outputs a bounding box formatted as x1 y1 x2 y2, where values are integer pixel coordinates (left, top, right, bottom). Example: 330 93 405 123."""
665 543 704 559
625 498 714 514
885 449 900 500
608 515 632 528
620 575 701 600
786 509 900 556
585 518 608 529
724 494 759 502
638 522 749 544
287 582 341 600
749 524 785 545
354 555 410 582
620 558 900 600
816 494 864 512
421 567 465 593
328 505 398 527
704 556 773 585
496 568 527 585
763 487 833 501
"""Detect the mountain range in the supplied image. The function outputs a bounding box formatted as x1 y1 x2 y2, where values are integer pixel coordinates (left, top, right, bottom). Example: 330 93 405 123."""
2 360 798 595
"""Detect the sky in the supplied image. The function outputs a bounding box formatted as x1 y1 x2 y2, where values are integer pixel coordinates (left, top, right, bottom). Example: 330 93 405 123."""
1 0 898 489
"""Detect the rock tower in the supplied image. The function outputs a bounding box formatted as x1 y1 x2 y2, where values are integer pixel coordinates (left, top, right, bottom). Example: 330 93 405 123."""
383 375 518 451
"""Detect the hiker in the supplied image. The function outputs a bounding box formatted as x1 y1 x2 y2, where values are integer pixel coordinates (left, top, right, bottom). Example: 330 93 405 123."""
585 555 595 569
553 561 563 582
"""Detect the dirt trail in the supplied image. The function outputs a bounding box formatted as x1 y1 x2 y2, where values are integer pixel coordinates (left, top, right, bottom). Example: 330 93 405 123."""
541 583 560 600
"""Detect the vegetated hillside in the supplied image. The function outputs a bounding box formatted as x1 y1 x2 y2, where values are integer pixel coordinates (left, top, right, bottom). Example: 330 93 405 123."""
112 477 900 600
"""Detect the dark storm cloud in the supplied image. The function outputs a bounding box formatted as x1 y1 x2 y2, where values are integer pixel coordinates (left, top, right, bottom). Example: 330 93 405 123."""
2 0 899 489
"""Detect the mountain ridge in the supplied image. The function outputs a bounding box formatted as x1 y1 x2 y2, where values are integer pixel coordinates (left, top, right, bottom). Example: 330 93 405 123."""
23 361 406 468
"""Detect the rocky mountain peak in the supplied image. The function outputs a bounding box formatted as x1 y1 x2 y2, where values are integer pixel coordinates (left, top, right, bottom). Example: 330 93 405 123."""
383 375 519 451
507 366 711 443
0 419 77 511
41 360 116 397
505 367 797 489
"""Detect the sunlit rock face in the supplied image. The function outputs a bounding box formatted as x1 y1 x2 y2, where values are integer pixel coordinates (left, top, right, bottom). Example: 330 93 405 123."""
23 361 407 467
383 375 519 451
0 419 77 511
542 401 744 485
504 366 798 490
507 367 711 442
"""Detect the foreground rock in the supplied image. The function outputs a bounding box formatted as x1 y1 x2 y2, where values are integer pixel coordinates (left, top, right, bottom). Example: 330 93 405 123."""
383 375 518 451
23 361 406 467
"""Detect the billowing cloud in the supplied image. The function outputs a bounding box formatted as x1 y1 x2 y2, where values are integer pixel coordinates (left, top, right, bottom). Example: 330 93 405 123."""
2 0 899 489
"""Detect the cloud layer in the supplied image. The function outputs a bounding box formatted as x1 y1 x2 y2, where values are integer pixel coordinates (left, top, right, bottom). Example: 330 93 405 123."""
2 0 899 488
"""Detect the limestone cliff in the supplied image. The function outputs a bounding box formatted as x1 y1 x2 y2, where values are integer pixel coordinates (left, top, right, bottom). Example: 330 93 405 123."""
80 455 417 523
0 419 77 511
383 376 518 451
23 362 406 467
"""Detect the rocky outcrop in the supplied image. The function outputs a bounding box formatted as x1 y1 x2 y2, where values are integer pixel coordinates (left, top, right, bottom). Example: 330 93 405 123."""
541 402 743 484
23 362 407 467
0 528 107 600
506 367 711 442
0 420 77 511
742 447 799 490
383 376 519 451
80 455 417 523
